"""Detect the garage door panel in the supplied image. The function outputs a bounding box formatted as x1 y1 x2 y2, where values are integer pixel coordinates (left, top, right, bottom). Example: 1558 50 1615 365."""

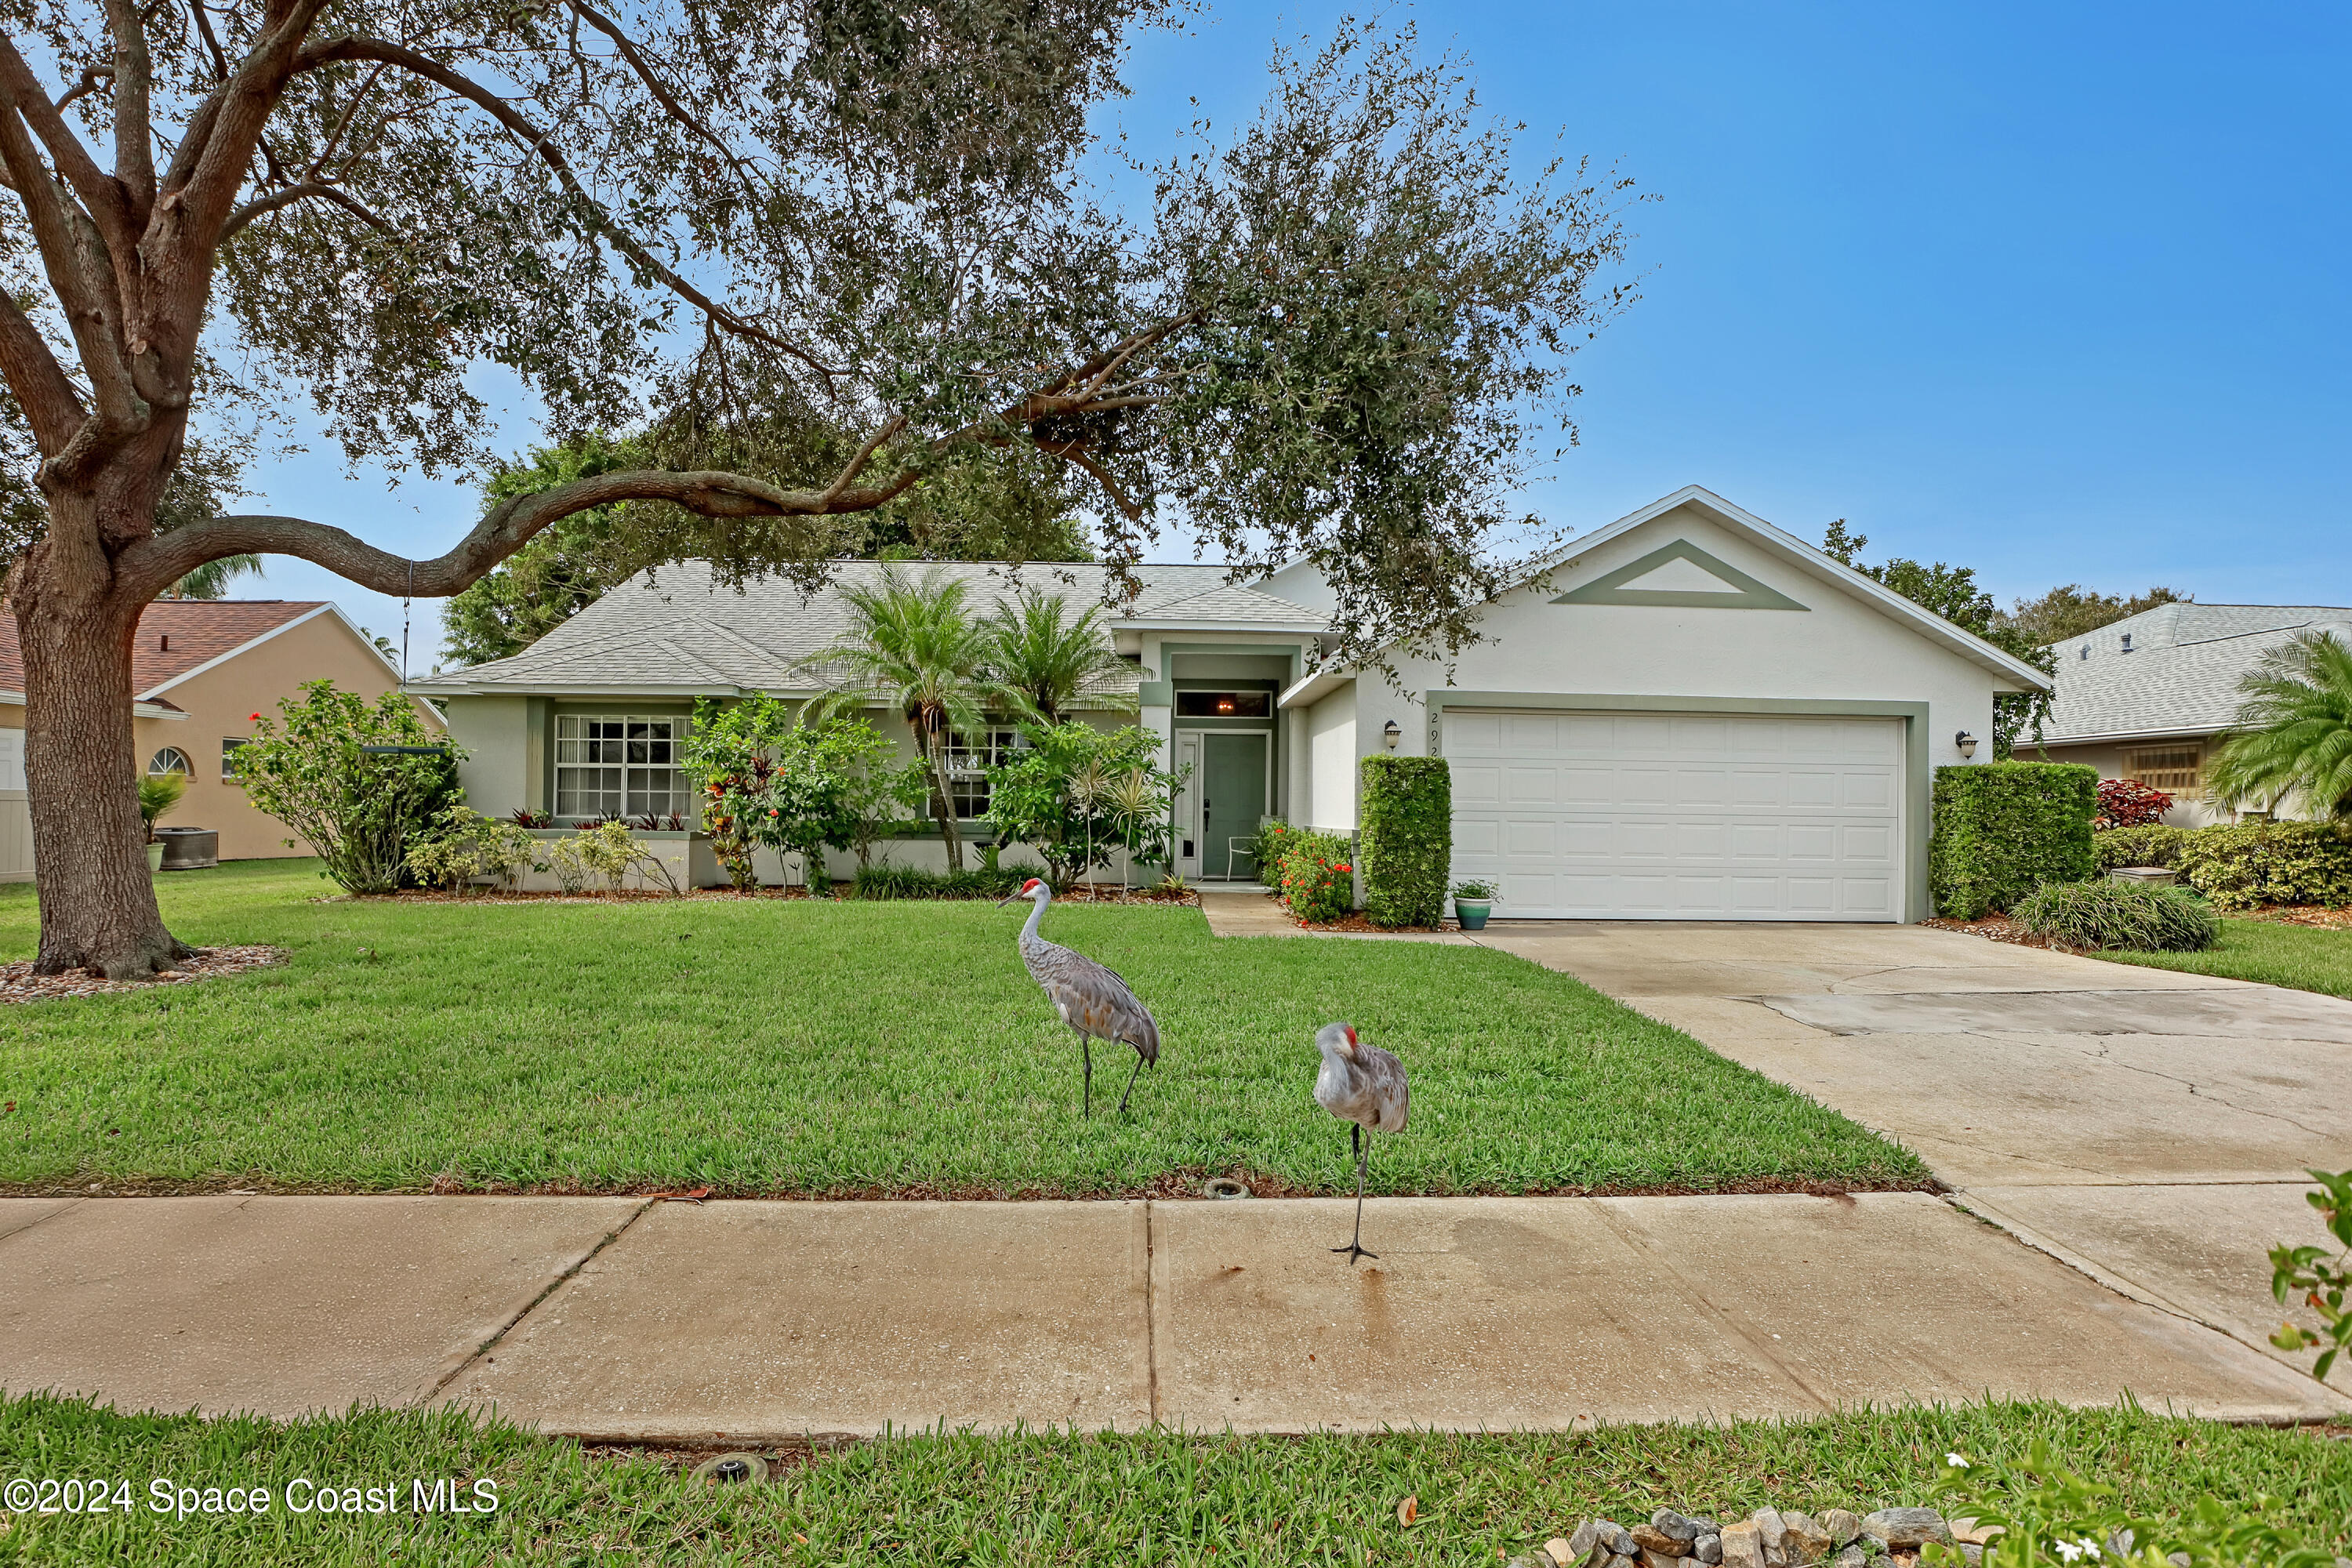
1444 708 1902 921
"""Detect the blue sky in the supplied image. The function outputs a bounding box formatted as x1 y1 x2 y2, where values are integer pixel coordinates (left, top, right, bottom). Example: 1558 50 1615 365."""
244 2 2350 666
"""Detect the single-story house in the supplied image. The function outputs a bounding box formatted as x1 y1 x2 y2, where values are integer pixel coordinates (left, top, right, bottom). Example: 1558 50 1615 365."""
416 485 2049 922
0 599 441 878
2027 601 2352 826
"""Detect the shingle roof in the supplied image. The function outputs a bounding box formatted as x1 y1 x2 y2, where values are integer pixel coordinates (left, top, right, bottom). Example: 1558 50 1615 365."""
2038 602 2352 742
0 599 328 698
411 560 1321 696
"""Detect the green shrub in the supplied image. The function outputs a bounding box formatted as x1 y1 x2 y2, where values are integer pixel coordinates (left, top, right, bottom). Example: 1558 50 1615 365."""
1929 761 2098 919
2093 823 2191 871
1277 830 1354 923
1247 818 1300 884
1359 757 1450 928
1923 1439 2335 1568
2011 879 2219 952
851 863 1024 900
2176 819 2352 911
238 679 464 893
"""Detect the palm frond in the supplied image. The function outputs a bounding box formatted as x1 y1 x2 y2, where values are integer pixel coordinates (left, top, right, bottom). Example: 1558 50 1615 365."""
2205 630 2352 817
984 586 1138 724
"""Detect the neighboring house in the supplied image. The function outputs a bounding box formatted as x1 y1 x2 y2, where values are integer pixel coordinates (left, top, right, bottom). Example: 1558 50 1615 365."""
419 486 2047 923
2028 602 2352 826
0 600 441 879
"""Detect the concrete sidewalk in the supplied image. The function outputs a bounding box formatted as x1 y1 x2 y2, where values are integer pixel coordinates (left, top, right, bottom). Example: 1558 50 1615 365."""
2 1191 2338 1438
1469 920 2352 1399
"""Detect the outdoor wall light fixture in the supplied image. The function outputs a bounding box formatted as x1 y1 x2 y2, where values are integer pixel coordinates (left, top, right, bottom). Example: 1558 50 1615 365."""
1383 719 1402 750
1955 731 1979 759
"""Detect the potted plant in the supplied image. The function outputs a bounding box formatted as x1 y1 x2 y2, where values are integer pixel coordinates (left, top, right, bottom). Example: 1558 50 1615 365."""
1452 879 1497 931
140 771 187 873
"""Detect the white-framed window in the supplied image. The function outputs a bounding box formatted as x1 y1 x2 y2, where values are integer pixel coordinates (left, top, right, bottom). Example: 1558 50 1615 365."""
220 737 249 781
2123 746 2201 793
148 746 193 777
555 713 689 821
942 725 1023 819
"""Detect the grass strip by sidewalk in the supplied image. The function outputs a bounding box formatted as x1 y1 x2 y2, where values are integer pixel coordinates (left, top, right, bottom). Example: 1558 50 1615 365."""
2091 916 2352 1000
2 1393 2346 1566
0 861 1925 1198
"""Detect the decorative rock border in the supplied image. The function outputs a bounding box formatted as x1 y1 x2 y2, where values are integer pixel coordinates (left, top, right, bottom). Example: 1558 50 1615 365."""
1518 1506 1997 1568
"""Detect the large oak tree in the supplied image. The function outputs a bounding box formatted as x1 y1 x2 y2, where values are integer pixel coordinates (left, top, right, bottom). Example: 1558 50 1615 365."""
0 0 1639 976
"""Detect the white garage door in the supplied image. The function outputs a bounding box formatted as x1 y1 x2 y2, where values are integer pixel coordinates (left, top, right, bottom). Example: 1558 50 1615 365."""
1446 710 1904 921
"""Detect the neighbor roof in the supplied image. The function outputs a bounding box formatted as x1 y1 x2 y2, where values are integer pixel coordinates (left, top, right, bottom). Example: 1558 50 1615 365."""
2036 601 2352 744
410 560 1323 698
0 599 339 702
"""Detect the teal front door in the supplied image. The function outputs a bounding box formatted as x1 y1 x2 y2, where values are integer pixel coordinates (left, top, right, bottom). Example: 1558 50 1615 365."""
1200 732 1269 878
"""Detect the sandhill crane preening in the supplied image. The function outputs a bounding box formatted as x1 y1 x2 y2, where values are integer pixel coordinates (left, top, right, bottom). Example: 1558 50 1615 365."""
1313 1022 1410 1265
998 877 1160 1116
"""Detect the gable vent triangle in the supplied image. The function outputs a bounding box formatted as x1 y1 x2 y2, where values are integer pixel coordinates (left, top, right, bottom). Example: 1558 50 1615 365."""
1551 539 1809 611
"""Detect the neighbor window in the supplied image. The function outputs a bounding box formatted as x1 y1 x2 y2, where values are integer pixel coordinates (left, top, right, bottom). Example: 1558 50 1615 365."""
1174 691 1271 717
942 725 1022 818
147 746 192 777
220 737 248 780
2123 746 2201 793
555 714 689 820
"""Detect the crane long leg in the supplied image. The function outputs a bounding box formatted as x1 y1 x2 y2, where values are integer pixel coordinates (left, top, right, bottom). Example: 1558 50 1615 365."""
1331 1122 1378 1265
1079 1033 1093 1119
1116 1050 1145 1114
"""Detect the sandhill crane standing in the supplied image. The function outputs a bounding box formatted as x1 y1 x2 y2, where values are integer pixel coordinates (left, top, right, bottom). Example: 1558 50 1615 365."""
1313 1022 1410 1265
998 877 1160 1116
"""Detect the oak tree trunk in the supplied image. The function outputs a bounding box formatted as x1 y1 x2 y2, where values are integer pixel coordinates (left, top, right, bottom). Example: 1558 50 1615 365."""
14 491 192 978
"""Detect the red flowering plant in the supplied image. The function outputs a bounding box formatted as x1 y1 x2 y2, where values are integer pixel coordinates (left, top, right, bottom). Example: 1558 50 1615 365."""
1278 830 1356 923
2096 777 2173 831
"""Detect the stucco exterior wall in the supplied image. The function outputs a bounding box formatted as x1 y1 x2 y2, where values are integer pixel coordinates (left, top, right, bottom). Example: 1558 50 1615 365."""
134 611 441 862
1305 689 1357 832
1306 503 2014 922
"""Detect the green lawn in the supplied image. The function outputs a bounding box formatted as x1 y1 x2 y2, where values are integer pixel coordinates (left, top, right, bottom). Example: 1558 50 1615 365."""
0 860 1924 1196
3 1394 2345 1566
2092 915 2352 999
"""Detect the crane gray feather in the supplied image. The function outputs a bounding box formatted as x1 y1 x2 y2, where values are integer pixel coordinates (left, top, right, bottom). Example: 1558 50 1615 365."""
1314 1025 1408 1133
1018 892 1160 1062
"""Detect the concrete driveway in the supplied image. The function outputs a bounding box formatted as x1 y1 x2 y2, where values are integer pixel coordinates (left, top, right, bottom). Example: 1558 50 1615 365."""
1474 920 2352 1396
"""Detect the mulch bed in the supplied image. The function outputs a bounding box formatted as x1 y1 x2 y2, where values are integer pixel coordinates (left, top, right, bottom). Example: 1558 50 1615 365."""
1916 914 2070 950
1289 909 1457 935
0 945 288 1005
2241 903 2352 930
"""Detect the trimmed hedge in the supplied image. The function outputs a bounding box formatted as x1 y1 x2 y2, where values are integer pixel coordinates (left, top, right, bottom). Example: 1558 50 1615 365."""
2174 820 2352 911
2092 824 2191 871
2012 879 2220 952
1277 830 1355 924
1929 761 2098 919
1359 757 1451 928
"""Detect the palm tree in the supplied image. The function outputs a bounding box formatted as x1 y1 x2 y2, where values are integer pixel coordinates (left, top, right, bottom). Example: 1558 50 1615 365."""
809 568 1014 870
2205 630 2352 818
984 586 1138 725
166 554 263 599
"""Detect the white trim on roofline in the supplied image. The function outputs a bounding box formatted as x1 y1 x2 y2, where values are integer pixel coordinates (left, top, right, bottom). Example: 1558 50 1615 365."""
1 685 193 719
1529 486 2056 693
2031 724 2233 746
138 602 336 699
